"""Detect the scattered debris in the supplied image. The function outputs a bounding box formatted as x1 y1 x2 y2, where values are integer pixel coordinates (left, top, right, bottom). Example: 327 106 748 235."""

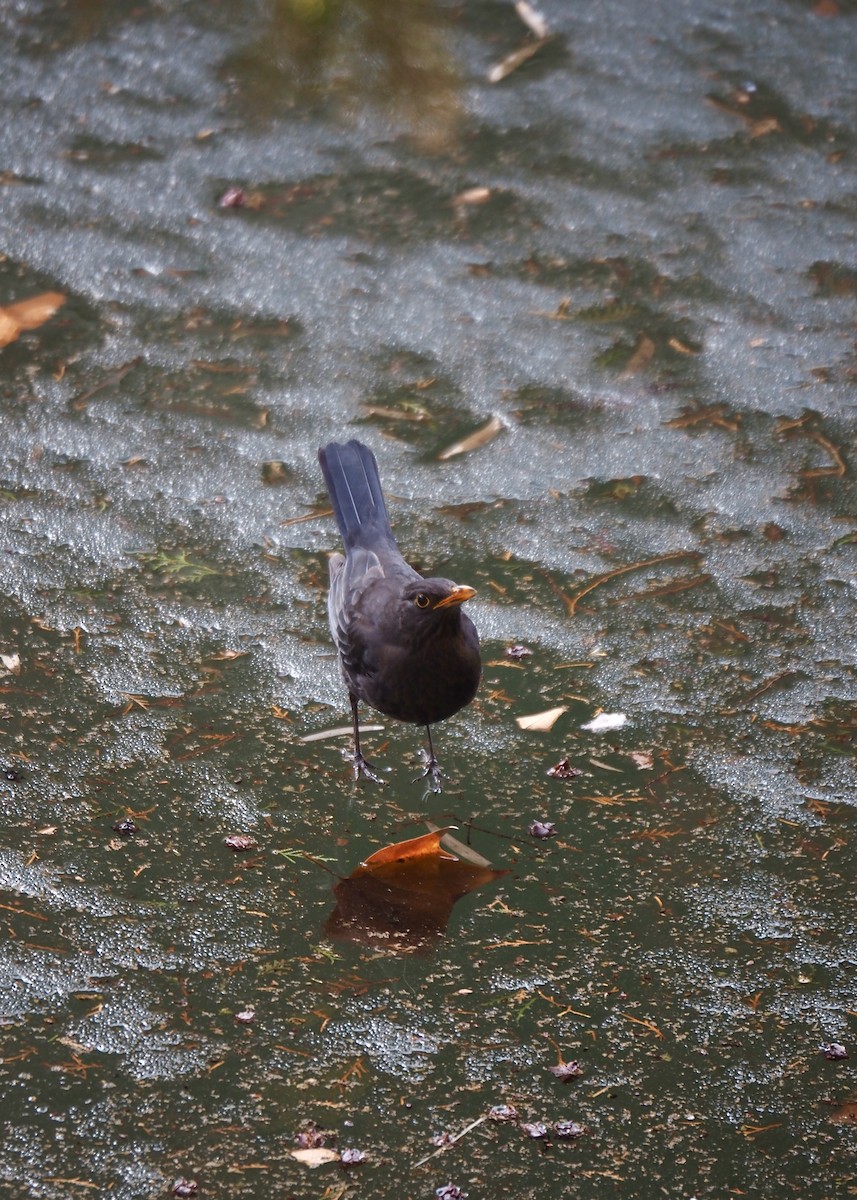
261 460 293 485
224 834 258 852
553 1120 586 1138
549 1060 583 1083
628 750 654 770
821 1042 848 1061
488 1104 519 1123
294 1120 328 1149
234 1008 255 1024
547 757 582 780
529 819 557 839
218 186 247 208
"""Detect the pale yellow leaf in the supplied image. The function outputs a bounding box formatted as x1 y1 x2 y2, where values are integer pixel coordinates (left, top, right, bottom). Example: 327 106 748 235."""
515 0 549 38
516 706 567 732
300 724 384 743
453 186 492 206
290 1148 340 1167
488 37 552 83
437 415 505 461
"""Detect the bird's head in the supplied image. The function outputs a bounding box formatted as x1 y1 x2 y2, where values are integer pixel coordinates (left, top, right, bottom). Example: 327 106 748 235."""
399 578 477 634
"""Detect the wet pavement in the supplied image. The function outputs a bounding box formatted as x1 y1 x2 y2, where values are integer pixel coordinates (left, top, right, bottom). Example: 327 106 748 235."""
0 0 855 1196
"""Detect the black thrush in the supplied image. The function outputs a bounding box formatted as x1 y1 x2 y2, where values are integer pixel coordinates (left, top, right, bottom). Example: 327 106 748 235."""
318 439 481 791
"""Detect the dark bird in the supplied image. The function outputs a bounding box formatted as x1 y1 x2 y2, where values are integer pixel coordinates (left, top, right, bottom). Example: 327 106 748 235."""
318 439 481 792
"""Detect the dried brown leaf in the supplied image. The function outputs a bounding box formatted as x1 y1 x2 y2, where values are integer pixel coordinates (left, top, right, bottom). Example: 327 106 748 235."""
360 827 457 869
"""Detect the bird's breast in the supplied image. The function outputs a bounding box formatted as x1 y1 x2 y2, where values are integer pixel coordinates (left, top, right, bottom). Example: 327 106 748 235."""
344 614 480 726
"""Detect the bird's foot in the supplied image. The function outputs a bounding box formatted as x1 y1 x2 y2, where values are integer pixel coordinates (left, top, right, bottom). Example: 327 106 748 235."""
414 750 443 794
344 749 385 786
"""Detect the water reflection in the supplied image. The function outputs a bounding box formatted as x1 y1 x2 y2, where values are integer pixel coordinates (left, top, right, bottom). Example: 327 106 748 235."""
221 0 463 149
325 828 507 951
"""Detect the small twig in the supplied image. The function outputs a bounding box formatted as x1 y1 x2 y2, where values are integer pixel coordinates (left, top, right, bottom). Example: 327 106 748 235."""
413 1115 489 1169
299 852 340 879
801 431 846 479
664 404 740 432
619 1012 665 1039
281 506 332 527
69 357 141 410
547 550 701 617
740 670 799 705
606 572 712 605
487 37 552 83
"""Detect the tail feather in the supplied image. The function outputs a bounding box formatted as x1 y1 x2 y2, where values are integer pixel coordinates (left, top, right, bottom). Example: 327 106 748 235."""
318 440 395 549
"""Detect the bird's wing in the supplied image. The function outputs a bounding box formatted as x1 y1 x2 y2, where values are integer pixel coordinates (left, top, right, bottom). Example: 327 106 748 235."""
328 547 387 653
330 551 424 685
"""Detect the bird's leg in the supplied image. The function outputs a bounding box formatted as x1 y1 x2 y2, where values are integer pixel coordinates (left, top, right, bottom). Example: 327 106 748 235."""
345 694 385 785
415 724 443 793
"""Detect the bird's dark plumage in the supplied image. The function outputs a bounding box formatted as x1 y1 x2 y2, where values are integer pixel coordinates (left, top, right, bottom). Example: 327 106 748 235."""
318 439 480 791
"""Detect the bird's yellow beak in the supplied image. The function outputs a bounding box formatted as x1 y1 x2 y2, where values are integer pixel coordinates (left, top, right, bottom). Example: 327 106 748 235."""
433 584 477 609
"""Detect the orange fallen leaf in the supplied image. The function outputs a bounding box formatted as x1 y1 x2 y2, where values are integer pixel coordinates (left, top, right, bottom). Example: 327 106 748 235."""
359 827 459 868
0 292 66 348
327 828 506 951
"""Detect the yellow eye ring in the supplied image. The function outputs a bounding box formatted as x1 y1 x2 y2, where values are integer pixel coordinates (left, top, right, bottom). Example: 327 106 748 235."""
415 593 430 609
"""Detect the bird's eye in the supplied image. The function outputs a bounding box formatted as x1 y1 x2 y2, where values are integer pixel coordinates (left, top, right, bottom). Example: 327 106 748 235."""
415 593 430 609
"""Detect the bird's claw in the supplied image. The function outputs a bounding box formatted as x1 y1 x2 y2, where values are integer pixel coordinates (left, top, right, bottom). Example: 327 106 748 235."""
414 751 443 794
344 749 386 786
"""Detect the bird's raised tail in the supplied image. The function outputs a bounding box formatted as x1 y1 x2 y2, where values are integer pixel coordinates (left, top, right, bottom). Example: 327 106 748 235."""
318 440 396 550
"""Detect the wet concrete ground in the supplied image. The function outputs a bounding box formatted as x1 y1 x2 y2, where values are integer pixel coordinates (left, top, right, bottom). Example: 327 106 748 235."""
0 0 855 1196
